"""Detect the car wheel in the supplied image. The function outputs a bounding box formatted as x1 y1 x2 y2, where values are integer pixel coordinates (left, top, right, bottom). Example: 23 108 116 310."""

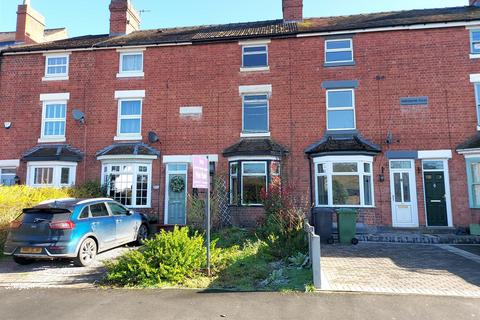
135 224 148 245
74 238 97 267
13 256 34 265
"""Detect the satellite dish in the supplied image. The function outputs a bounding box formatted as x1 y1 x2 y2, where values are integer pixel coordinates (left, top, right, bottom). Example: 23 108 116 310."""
72 109 85 124
148 131 159 143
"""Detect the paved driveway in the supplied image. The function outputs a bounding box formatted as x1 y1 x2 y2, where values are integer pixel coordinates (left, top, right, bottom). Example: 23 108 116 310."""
0 246 133 289
321 243 480 297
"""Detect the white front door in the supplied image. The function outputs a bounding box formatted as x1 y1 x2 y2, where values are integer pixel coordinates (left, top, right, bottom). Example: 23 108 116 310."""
390 160 419 228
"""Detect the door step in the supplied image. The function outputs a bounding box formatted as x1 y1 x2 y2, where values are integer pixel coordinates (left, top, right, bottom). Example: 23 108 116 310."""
357 233 480 244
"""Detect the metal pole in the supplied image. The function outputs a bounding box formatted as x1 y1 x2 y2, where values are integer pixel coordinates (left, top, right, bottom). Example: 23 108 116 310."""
206 182 211 277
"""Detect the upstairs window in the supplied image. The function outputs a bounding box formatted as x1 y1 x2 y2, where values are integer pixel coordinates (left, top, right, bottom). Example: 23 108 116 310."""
242 45 268 68
44 54 69 79
471 30 480 55
475 83 480 127
325 39 353 64
42 102 67 140
117 99 142 138
118 51 144 77
326 89 356 131
242 94 269 133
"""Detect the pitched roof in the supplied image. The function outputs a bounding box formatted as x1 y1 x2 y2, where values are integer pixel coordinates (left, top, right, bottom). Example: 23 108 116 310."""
3 6 480 53
223 138 289 158
22 144 84 162
96 143 160 158
305 133 381 156
457 133 480 150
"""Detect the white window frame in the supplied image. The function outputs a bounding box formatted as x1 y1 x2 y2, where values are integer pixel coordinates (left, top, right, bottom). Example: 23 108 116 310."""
241 44 269 71
40 100 68 143
117 49 145 78
326 88 356 131
325 39 354 64
229 162 239 205
314 155 374 208
241 93 270 136
26 161 77 187
470 29 480 58
115 98 143 141
241 161 268 206
0 168 16 186
43 53 70 81
101 160 153 209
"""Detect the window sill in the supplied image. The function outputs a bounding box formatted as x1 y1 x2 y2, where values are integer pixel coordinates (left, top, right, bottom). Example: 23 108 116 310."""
38 137 66 143
240 132 271 138
114 135 143 141
470 54 480 59
42 76 69 81
324 61 356 67
240 66 270 72
116 72 145 78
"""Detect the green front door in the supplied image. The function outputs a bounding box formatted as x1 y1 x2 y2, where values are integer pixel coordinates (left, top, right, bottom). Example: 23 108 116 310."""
424 172 448 227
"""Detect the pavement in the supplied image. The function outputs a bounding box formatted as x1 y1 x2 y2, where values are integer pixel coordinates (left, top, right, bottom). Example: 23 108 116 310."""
0 288 478 320
321 243 480 297
0 246 134 289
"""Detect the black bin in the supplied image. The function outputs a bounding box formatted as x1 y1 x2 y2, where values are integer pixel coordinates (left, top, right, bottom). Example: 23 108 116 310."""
312 207 334 244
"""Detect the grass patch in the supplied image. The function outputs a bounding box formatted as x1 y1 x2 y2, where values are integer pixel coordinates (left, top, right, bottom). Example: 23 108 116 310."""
104 227 313 292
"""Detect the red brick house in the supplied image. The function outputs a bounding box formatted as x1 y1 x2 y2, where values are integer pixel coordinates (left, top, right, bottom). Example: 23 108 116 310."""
1 0 480 231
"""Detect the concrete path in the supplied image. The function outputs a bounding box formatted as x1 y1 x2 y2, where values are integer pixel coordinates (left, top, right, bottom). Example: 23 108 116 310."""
321 243 480 297
0 246 134 289
0 288 478 320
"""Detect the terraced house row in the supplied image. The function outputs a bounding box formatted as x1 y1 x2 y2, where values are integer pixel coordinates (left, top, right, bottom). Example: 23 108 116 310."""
1 0 480 232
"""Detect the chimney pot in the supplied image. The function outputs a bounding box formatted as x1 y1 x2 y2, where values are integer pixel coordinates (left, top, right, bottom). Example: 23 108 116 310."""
282 0 303 22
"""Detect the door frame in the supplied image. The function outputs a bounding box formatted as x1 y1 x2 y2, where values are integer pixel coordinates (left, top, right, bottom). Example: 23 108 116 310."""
164 163 188 225
389 159 419 228
421 159 453 227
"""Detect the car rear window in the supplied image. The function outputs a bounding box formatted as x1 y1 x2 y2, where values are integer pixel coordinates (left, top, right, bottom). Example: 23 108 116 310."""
20 209 71 222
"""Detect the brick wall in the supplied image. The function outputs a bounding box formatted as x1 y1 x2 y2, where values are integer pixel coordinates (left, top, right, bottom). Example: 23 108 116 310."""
1 26 480 228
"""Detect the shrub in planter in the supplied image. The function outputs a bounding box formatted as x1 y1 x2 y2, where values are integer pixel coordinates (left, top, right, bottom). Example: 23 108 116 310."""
105 226 219 286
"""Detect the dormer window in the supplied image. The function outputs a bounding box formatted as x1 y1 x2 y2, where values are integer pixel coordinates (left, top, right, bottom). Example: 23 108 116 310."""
43 53 70 81
117 49 145 78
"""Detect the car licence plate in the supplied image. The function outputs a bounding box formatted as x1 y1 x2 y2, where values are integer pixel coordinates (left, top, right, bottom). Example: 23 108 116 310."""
20 247 42 254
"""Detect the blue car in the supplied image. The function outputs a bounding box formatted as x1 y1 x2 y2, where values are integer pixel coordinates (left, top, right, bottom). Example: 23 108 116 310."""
3 198 149 267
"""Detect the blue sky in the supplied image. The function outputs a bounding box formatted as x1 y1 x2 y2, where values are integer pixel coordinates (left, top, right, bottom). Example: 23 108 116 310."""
0 0 468 37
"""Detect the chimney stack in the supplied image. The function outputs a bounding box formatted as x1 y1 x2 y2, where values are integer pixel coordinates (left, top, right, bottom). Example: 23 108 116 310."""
282 0 303 22
15 0 45 44
109 0 141 36
471 0 480 6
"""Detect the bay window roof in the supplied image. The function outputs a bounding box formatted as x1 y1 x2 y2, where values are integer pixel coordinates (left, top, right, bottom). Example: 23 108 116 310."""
22 144 83 162
457 133 480 151
96 142 160 157
223 138 288 158
305 133 380 157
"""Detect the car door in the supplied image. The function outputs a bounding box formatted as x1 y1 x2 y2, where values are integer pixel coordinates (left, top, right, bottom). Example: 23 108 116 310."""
107 202 136 243
88 202 116 250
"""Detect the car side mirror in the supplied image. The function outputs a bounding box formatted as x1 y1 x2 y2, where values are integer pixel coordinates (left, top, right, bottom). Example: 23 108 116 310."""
127 210 134 216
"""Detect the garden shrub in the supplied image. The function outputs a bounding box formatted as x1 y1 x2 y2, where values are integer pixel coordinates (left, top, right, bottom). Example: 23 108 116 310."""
105 226 219 286
258 183 309 259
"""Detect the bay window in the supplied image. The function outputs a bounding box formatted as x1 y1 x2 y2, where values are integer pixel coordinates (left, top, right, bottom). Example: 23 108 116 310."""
102 162 151 208
466 158 480 208
229 159 280 206
27 162 76 187
314 156 374 207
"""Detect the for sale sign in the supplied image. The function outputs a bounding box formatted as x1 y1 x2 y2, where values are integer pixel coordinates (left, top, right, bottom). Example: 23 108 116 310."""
192 156 209 189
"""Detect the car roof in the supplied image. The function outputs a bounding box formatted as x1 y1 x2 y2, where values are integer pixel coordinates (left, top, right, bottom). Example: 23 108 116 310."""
33 198 114 210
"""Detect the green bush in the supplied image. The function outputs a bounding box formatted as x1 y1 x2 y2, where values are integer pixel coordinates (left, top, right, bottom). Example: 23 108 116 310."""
105 226 218 286
70 181 104 198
